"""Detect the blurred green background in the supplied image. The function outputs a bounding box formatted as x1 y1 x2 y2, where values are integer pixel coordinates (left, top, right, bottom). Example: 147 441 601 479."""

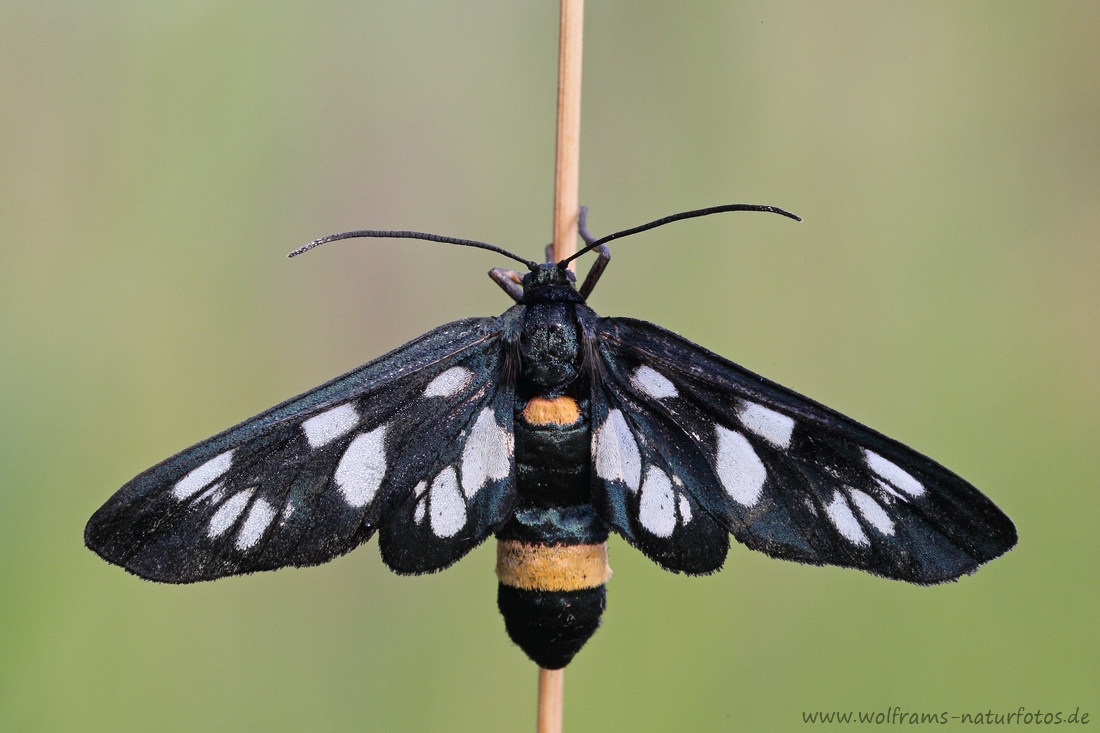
1 1 1097 730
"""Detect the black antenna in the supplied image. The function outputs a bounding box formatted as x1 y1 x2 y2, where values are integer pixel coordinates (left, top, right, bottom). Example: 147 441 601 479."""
289 229 539 269
558 204 801 268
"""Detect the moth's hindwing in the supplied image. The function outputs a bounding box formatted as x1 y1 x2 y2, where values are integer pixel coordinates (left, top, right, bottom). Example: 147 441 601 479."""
588 390 731 575
85 314 520 583
590 316 1017 585
378 359 516 575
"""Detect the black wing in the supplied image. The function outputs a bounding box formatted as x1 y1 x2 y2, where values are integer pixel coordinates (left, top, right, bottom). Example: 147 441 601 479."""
86 310 524 583
584 313 1017 584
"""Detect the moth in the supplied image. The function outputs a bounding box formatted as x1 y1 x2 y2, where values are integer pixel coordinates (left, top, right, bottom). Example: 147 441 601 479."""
86 204 1017 669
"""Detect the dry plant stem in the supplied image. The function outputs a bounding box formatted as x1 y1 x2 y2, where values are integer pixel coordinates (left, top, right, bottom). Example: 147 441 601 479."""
552 0 584 267
538 668 565 733
538 3 583 732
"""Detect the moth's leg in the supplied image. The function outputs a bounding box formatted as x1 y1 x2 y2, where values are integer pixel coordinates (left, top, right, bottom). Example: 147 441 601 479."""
578 205 597 245
546 205 597 265
489 268 524 302
578 244 610 300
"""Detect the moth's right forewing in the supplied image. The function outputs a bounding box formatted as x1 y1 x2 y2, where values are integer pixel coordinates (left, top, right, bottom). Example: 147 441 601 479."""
592 317 1017 585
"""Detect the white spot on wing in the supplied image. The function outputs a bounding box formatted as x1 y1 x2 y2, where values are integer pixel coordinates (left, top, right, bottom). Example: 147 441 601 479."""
677 493 692 525
207 488 255 538
873 477 905 502
424 366 474 398
302 403 359 448
638 467 676 537
460 408 511 498
864 449 925 497
825 491 869 546
738 402 795 449
595 409 642 492
850 489 895 536
172 450 234 501
334 425 387 508
235 498 276 550
412 482 427 527
194 481 226 505
714 426 767 507
631 366 678 400
429 466 466 537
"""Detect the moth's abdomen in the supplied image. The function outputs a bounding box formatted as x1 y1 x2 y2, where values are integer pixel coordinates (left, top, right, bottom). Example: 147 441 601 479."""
496 394 610 669
513 395 591 506
496 539 609 669
497 540 610 591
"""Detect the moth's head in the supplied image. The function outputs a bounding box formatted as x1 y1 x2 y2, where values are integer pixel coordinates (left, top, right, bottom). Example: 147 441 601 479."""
521 263 583 304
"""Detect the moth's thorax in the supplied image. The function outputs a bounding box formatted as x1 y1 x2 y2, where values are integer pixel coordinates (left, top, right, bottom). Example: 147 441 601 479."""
519 302 581 390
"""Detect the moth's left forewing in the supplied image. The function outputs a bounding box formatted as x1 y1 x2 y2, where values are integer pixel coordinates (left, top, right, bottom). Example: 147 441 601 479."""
593 317 1017 585
86 315 519 582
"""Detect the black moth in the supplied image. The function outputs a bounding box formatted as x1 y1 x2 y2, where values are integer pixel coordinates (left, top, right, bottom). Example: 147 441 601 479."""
86 204 1017 669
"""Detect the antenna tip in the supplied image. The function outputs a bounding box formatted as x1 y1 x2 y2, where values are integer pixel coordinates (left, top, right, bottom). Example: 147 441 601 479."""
770 206 802 222
288 238 327 258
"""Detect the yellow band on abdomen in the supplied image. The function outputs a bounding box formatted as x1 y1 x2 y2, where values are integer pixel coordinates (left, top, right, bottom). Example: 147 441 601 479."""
496 540 611 592
521 395 581 426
